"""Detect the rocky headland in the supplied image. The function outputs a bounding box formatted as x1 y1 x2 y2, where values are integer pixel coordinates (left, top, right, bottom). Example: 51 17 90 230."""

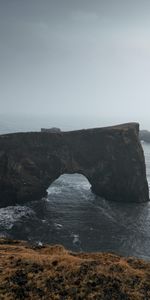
0 239 150 300
0 122 149 207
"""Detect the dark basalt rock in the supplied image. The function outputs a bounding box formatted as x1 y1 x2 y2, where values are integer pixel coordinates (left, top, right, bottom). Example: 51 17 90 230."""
0 123 149 207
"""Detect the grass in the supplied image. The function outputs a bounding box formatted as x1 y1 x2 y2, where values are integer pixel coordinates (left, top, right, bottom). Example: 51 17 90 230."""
0 239 150 299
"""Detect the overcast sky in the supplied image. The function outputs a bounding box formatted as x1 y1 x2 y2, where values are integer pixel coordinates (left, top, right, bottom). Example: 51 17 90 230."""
1 0 150 129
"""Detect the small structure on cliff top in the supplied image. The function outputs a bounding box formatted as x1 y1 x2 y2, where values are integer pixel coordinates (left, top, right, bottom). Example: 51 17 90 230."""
0 123 149 207
41 127 61 133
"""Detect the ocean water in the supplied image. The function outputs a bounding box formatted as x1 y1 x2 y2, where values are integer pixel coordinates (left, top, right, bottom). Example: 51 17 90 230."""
0 137 150 259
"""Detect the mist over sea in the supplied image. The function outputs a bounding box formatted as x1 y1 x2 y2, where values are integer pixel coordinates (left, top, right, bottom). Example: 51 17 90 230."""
0 114 144 134
0 116 150 260
0 114 107 133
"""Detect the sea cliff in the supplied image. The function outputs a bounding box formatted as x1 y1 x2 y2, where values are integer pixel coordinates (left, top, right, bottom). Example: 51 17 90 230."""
0 123 149 206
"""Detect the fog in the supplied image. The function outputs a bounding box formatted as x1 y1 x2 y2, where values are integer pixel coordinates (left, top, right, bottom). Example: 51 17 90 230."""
1 0 150 130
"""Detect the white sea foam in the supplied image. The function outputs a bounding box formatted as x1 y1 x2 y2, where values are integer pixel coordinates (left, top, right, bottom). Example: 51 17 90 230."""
71 234 80 244
42 219 47 223
0 206 35 230
47 186 63 195
54 223 63 229
47 174 91 195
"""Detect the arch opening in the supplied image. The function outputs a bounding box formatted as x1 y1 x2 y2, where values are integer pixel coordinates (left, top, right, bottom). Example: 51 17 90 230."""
47 173 92 199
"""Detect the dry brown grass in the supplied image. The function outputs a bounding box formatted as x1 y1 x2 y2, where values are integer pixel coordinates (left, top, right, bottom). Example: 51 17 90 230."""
0 239 150 299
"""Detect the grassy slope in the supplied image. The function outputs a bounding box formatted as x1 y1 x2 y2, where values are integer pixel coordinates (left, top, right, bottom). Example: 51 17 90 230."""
0 239 150 300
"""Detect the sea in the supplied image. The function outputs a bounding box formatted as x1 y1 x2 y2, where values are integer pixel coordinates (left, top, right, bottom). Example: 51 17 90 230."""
0 117 150 260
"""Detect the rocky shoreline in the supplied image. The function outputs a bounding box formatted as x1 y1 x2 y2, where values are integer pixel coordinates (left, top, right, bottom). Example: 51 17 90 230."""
0 239 150 299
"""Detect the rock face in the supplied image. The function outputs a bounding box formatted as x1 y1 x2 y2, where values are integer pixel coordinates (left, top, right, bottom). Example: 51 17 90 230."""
0 123 149 207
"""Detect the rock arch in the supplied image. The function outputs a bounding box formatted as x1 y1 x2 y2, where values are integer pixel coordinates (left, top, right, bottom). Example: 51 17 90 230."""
0 123 149 207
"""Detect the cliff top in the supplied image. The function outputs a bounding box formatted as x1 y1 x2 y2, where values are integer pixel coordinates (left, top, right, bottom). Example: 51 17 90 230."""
0 122 139 137
0 239 150 299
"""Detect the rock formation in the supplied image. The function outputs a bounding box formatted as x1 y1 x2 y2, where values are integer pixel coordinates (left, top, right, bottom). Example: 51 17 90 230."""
0 123 149 207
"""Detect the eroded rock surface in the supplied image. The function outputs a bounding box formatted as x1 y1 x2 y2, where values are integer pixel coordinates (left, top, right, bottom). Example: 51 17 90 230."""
0 123 149 207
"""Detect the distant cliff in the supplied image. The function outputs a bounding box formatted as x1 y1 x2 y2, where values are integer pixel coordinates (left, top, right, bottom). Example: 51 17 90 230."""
140 130 150 143
0 239 150 300
0 123 149 207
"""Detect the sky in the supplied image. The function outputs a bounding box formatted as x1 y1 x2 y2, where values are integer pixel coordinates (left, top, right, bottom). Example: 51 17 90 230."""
1 0 150 129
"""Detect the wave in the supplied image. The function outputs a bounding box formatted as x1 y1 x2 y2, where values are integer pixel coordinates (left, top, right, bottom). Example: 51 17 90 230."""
0 206 35 230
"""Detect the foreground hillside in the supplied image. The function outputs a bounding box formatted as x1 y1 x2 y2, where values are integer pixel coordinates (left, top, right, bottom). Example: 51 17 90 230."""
0 239 150 300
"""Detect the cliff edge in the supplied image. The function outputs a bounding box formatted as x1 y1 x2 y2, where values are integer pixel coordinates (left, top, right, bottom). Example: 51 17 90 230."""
0 239 150 299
